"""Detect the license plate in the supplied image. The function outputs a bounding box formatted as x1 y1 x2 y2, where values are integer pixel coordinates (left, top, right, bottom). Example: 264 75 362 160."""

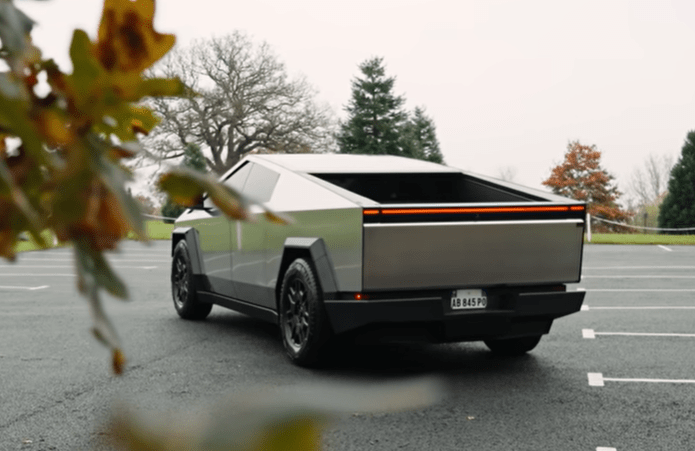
451 289 487 310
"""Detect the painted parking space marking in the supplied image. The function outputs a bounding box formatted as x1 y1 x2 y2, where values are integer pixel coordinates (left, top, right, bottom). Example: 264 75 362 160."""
577 288 695 293
588 373 695 387
0 285 49 290
597 448 617 451
0 273 75 277
582 275 695 279
583 329 695 339
582 305 695 311
583 266 695 270
14 258 170 262
658 245 673 252
0 265 158 270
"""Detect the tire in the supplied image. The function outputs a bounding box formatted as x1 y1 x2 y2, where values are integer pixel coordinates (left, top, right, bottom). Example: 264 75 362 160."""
171 240 212 320
484 335 542 356
279 258 332 367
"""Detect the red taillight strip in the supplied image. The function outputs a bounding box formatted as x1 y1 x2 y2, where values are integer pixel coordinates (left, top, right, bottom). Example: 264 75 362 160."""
379 206 571 215
363 209 380 215
570 205 586 211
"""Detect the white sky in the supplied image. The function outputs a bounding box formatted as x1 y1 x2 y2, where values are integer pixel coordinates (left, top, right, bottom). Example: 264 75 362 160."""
18 0 695 198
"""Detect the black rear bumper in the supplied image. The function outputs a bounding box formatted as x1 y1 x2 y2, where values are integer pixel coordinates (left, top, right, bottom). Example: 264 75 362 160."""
323 289 585 343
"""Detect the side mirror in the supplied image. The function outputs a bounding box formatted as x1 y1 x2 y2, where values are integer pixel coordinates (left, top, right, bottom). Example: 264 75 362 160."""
188 194 206 211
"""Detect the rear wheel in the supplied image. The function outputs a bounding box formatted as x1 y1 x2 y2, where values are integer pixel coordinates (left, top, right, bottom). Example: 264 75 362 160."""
171 240 212 320
484 335 542 356
279 258 332 367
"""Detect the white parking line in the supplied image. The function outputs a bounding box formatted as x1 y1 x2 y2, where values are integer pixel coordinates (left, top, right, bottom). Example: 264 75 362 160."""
588 373 695 387
577 288 695 293
583 329 695 339
0 265 158 270
597 448 617 451
0 285 49 290
582 275 695 279
15 258 170 262
0 274 75 277
658 245 673 252
584 266 695 270
582 306 695 311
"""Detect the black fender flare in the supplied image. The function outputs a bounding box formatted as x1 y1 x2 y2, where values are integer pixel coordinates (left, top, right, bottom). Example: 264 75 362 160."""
171 227 205 276
276 238 339 304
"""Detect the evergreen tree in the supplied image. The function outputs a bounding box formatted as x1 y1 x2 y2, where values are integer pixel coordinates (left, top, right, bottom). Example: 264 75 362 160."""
402 107 444 163
338 57 406 156
161 143 207 223
658 131 695 234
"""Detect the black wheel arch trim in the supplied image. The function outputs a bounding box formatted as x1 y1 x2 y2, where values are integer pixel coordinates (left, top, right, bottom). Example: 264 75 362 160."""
172 227 205 275
276 238 339 304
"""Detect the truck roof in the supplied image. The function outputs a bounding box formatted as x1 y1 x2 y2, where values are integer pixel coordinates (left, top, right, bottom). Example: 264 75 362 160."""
250 154 459 174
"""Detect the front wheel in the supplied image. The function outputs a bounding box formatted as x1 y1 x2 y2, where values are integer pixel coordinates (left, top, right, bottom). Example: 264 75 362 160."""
171 240 212 320
484 335 542 356
279 258 332 367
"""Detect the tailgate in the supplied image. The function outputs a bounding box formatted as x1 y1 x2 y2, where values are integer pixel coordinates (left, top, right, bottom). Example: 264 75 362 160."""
362 206 584 291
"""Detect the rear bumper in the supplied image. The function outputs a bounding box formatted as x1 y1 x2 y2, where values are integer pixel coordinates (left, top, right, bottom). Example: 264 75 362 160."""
323 289 585 343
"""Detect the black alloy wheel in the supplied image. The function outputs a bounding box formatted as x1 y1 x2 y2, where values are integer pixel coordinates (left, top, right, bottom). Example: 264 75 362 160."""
171 240 212 320
279 258 331 366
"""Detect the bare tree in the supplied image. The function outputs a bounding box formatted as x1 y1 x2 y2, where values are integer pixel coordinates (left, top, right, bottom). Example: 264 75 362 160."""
496 166 517 182
144 32 336 175
629 153 675 207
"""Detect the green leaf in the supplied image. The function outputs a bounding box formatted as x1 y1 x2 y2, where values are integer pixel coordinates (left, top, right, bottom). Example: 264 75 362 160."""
0 3 35 56
0 72 26 100
0 157 44 237
90 140 147 242
136 77 186 99
69 29 103 100
75 239 129 299
108 379 443 451
0 95 50 167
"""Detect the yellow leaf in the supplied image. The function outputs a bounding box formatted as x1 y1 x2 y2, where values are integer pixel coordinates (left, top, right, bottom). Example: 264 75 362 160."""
95 0 175 73
112 348 126 375
36 110 73 147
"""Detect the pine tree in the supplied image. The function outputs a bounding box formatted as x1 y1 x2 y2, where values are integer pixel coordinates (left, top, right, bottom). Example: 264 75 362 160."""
161 143 207 223
542 141 631 232
338 57 406 156
658 131 695 234
402 107 444 163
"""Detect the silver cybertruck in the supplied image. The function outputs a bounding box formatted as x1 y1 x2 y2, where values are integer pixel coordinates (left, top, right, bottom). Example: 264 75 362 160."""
171 154 586 366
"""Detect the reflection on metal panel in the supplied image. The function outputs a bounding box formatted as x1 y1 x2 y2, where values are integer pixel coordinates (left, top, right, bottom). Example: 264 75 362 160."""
363 220 583 290
264 208 363 293
194 215 234 297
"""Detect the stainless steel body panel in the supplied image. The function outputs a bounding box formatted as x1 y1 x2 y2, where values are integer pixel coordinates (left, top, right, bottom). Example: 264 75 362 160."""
362 219 584 290
264 208 363 294
176 210 235 297
262 169 363 294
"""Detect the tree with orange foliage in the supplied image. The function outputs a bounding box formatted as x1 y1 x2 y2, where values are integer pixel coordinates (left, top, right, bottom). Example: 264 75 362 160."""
543 141 632 232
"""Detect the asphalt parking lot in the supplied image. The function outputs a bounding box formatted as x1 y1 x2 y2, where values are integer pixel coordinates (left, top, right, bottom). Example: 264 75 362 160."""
0 242 693 450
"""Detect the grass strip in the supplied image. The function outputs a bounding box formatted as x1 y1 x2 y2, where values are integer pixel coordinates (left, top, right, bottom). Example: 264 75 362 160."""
14 221 176 253
586 233 695 245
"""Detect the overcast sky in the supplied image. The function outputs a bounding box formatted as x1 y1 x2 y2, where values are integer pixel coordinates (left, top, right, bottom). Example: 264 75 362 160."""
19 0 695 198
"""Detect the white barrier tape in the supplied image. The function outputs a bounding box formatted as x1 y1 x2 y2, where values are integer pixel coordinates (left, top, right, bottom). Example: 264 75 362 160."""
142 213 177 221
591 216 695 232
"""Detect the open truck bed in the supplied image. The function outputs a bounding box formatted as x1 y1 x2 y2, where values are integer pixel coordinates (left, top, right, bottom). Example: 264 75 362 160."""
172 154 586 366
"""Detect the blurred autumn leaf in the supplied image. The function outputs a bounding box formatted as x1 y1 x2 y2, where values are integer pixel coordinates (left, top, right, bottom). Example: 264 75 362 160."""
108 379 443 451
0 0 285 374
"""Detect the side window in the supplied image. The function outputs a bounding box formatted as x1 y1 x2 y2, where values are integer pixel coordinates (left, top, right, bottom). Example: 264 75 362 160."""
224 162 253 192
204 162 253 208
243 163 280 203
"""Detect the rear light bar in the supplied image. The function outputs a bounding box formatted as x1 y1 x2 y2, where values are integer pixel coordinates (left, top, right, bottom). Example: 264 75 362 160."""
364 205 585 216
